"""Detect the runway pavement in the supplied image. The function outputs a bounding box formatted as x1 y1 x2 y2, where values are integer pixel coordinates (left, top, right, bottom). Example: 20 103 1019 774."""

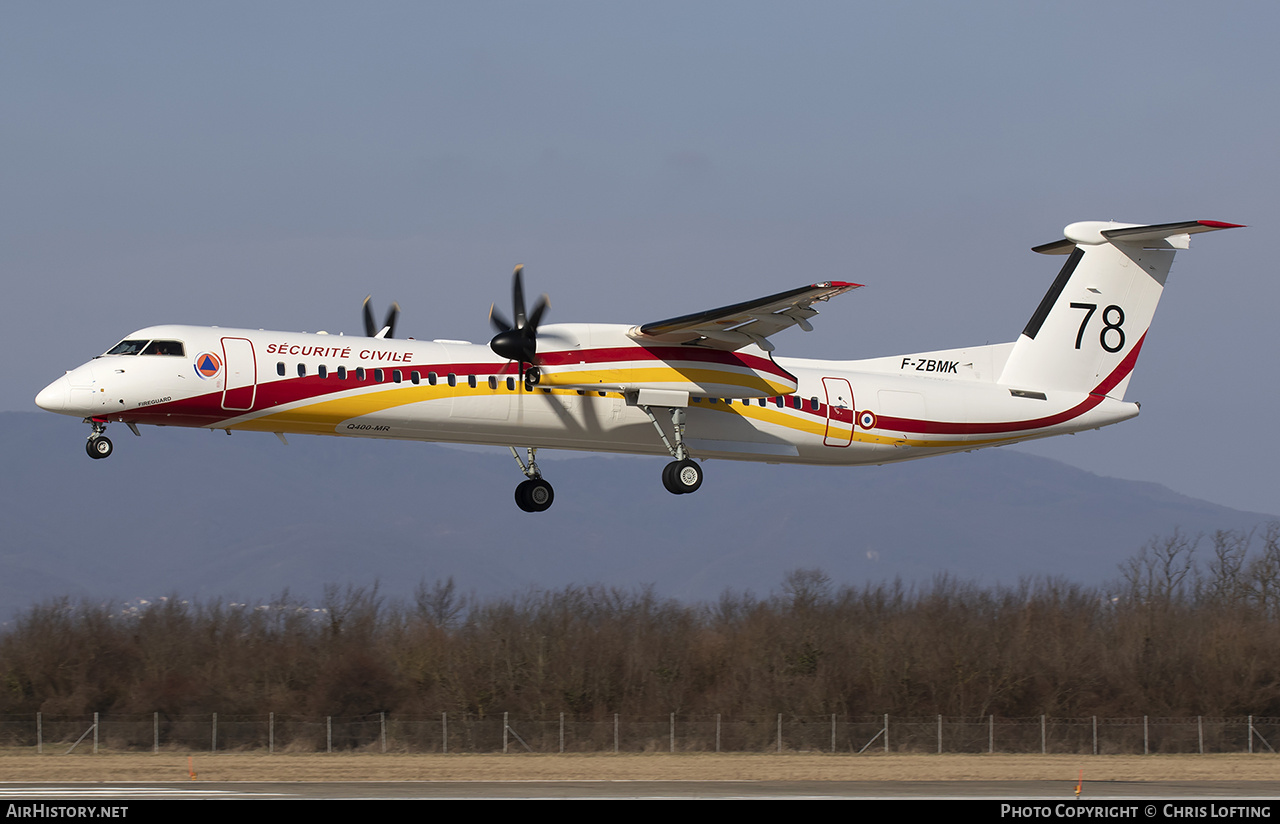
3 780 1280 799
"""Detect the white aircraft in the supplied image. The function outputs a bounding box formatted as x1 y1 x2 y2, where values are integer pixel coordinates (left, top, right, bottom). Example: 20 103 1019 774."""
36 219 1240 512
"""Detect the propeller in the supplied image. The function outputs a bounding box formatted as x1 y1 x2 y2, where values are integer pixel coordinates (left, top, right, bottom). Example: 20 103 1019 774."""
489 264 549 388
363 296 400 339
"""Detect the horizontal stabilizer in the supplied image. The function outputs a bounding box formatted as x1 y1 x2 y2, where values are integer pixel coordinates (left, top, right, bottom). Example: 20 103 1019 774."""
1033 220 1244 254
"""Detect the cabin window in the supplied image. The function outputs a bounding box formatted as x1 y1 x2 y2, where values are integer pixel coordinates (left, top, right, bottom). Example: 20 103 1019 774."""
356 367 366 381
810 397 819 411
142 340 185 356
392 370 402 384
447 373 456 387
276 362 286 377
709 398 717 404
374 368 384 382
337 366 347 380
757 398 765 407
411 371 420 385
792 396 802 409
467 375 477 388
104 339 148 356
506 377 515 391
297 364 306 377
774 397 783 408
428 372 438 385
488 375 497 390
318 365 328 379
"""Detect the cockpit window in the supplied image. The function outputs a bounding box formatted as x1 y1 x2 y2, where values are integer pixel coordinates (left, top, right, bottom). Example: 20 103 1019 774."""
105 339 149 355
142 340 185 356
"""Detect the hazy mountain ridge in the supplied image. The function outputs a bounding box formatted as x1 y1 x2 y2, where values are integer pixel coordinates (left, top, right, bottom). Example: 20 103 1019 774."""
1 411 1272 621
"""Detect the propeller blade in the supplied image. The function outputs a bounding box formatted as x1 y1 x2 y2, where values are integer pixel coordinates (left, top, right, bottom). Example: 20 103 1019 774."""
512 264 527 329
380 302 401 339
490 303 513 334
527 294 550 331
362 296 376 338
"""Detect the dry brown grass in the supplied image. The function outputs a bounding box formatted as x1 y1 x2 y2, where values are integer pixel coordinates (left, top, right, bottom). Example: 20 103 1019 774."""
0 751 1277 783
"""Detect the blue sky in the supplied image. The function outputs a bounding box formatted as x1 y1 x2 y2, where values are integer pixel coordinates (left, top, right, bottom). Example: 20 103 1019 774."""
5 1 1276 514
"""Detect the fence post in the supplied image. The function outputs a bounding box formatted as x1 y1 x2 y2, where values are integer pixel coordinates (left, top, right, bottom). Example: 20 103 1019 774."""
832 714 836 754
989 714 993 754
560 712 565 754
327 716 332 754
1249 715 1254 754
671 712 676 753
614 713 619 754
777 713 782 754
1040 715 1045 755
269 712 274 754
212 712 217 754
1093 716 1097 756
884 714 889 754
442 712 447 754
37 712 42 755
503 711 509 754
1144 716 1149 755
93 712 99 754
381 711 387 754
716 714 721 754
1198 716 1203 755
153 711 158 754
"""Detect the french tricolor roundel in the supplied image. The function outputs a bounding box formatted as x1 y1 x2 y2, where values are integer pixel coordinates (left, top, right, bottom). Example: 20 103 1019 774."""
857 410 877 430
194 351 222 379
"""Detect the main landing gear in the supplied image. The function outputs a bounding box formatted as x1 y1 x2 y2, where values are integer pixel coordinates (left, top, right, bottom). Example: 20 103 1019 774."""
85 419 112 460
510 447 554 513
639 405 704 496
662 458 702 495
505 406 703 511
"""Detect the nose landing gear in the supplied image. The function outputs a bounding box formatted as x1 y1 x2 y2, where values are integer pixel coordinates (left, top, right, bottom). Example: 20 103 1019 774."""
86 434 113 459
85 419 113 460
510 447 554 512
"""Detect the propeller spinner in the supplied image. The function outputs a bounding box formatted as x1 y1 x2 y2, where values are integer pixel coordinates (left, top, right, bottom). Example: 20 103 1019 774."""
363 296 401 339
489 265 549 388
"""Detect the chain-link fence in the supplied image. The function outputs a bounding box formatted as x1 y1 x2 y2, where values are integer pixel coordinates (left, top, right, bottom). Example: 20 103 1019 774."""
2 712 1276 755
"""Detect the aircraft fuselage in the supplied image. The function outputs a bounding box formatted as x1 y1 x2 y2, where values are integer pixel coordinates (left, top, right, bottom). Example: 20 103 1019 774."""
36 322 1138 467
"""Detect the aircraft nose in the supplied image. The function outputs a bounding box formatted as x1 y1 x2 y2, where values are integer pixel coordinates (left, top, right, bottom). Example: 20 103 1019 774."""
36 375 71 412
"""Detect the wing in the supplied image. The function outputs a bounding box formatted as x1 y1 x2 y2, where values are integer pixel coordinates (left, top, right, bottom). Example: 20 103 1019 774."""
630 281 861 352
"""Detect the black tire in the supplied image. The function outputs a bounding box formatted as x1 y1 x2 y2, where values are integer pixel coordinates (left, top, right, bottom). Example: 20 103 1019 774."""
86 436 113 460
515 479 535 511
662 461 682 494
664 459 702 494
515 478 554 512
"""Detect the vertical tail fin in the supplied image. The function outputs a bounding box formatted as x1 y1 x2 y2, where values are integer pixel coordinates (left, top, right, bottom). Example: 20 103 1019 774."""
998 220 1241 399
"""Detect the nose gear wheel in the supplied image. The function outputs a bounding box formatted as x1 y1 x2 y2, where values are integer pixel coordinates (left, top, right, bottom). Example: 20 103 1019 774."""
86 435 113 459
509 446 554 512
